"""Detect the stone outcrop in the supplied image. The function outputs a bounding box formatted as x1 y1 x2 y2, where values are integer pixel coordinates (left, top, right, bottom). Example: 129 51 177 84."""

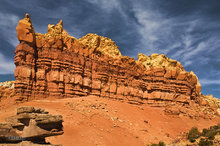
201 95 220 108
0 81 15 101
0 107 63 145
14 14 219 117
0 141 61 146
0 81 15 89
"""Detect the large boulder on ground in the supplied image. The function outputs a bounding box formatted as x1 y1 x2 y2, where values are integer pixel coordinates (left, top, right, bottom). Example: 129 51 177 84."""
0 107 63 145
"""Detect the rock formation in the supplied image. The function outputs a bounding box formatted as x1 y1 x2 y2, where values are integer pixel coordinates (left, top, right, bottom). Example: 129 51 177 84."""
0 81 15 88
0 106 63 145
0 81 15 101
14 14 219 118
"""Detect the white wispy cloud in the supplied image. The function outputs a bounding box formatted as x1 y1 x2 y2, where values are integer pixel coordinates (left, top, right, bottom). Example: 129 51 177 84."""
0 53 15 74
0 12 19 47
130 4 220 74
82 1 219 77
184 42 206 59
200 79 220 85
88 0 121 12
0 13 18 74
0 13 18 27
132 6 166 55
86 0 131 24
183 60 193 67
132 3 198 61
132 5 195 58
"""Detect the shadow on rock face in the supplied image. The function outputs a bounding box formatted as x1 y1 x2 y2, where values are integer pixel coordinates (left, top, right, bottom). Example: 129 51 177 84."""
0 106 64 146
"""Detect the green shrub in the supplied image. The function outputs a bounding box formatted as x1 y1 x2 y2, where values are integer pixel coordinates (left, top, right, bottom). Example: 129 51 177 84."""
187 127 201 142
150 141 166 146
202 128 208 135
158 141 166 146
210 125 220 130
206 131 217 140
202 126 218 140
199 138 213 146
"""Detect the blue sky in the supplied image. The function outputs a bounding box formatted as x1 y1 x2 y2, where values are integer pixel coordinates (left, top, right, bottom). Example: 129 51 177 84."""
0 0 220 98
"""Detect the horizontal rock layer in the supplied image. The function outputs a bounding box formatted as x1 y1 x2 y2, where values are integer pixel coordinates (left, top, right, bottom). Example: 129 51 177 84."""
14 14 211 109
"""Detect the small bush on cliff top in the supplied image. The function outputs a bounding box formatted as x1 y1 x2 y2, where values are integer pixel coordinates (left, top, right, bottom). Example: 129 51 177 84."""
187 127 201 142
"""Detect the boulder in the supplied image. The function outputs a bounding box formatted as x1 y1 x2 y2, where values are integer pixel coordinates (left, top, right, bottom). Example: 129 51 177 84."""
0 107 63 145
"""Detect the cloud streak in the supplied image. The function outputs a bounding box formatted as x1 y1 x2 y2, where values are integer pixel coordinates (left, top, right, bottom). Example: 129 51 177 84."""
200 79 220 85
0 53 15 74
0 12 19 47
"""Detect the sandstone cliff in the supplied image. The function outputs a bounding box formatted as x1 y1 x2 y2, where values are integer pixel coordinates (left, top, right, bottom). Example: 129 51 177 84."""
14 14 218 118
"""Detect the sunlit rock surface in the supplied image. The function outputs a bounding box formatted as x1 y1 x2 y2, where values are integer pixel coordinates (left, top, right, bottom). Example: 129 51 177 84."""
13 14 219 119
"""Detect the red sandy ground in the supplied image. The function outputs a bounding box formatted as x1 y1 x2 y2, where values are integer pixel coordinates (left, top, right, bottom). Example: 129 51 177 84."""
0 96 219 146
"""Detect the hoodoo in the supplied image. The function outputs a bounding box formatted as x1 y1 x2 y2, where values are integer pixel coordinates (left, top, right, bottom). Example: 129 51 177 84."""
14 14 219 118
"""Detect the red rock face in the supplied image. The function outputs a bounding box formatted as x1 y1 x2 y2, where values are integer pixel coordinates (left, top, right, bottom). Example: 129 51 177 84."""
14 14 211 112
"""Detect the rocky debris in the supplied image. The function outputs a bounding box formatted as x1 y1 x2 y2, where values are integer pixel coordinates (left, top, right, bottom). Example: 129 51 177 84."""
78 33 122 58
0 107 63 145
164 106 180 116
65 99 109 117
0 83 15 101
201 95 220 108
0 81 15 89
64 99 125 124
0 141 61 146
13 14 219 119
164 101 218 120
137 53 184 70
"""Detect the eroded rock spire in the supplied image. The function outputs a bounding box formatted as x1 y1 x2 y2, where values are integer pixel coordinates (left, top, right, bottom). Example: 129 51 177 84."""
16 13 35 43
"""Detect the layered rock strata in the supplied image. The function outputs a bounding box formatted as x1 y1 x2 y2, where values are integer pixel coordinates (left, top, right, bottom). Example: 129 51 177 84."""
0 106 63 145
14 14 216 113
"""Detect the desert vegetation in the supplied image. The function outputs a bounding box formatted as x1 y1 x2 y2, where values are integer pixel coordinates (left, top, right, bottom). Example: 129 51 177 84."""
187 124 220 145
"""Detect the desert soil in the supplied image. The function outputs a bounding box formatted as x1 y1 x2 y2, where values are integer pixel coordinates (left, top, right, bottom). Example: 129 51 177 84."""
0 96 219 146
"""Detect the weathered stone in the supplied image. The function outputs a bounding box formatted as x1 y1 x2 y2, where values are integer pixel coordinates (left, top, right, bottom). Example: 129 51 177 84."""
164 106 180 115
0 107 63 144
0 83 15 101
78 33 122 58
0 141 61 146
16 14 35 43
137 53 184 70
